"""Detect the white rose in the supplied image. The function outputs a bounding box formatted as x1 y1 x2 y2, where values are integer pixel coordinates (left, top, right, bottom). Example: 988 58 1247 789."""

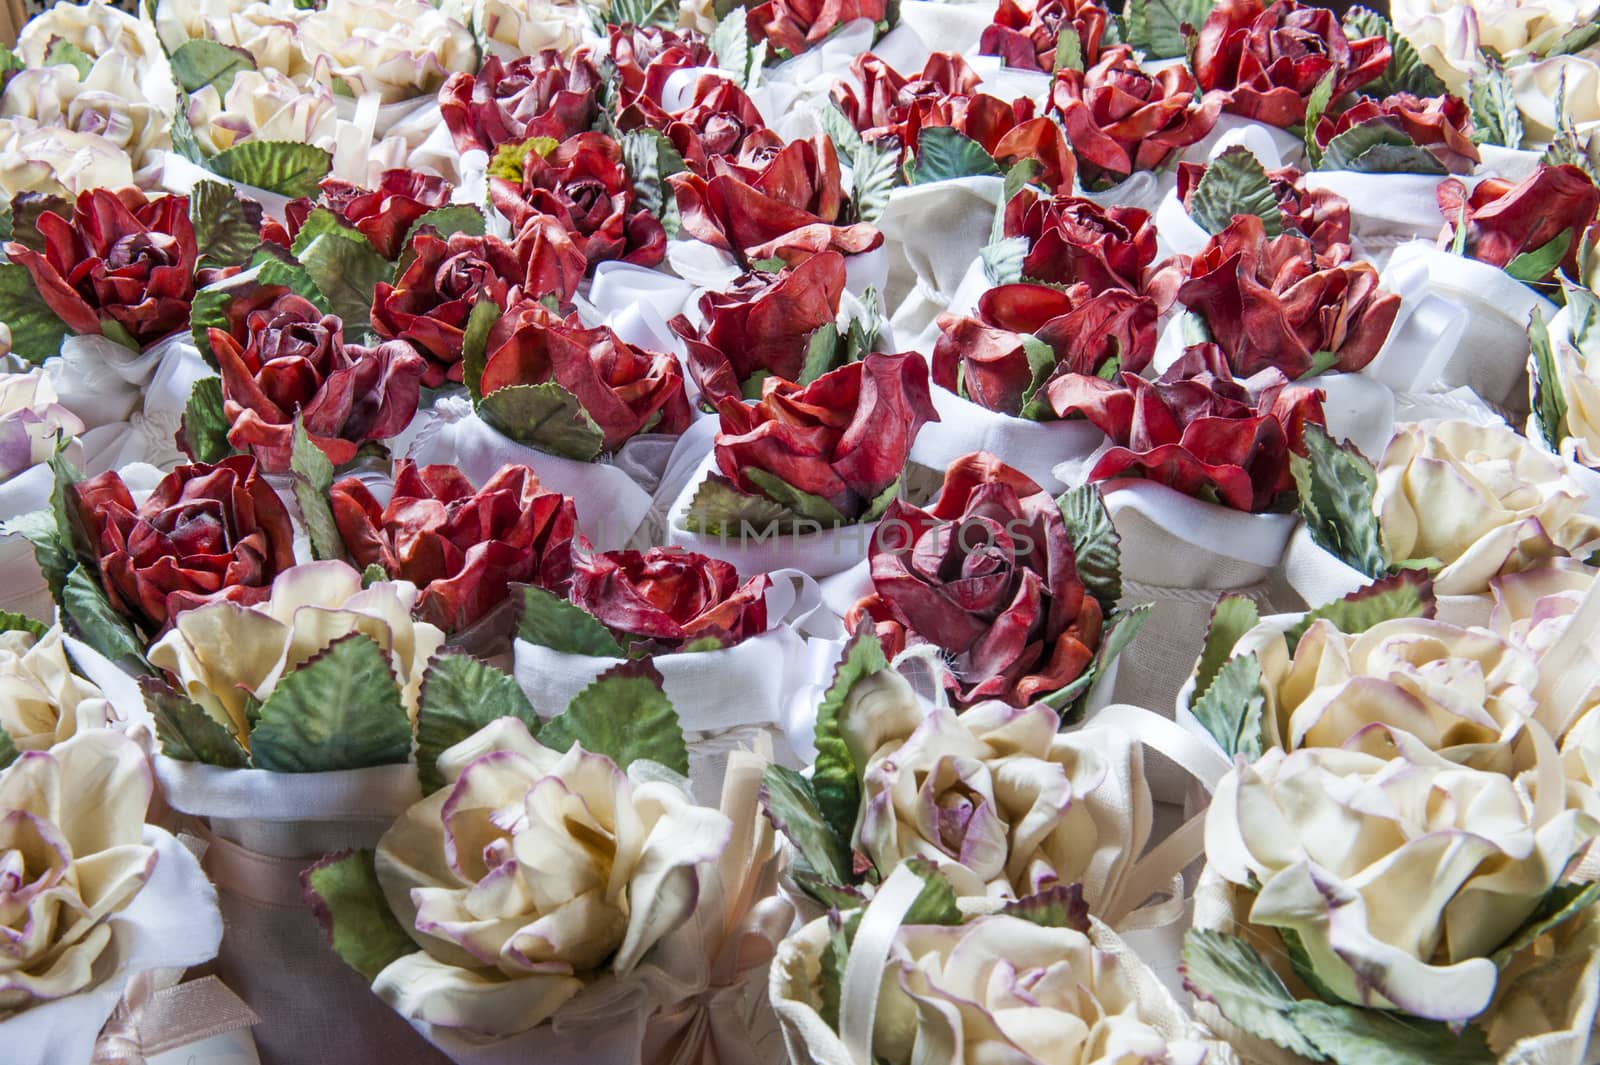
840 670 1146 908
0 118 136 199
0 370 84 485
0 626 116 754
371 717 732 1036
1237 615 1542 772
774 909 1217 1065
185 69 339 155
1205 737 1597 1022
677 0 717 34
472 0 590 60
1540 304 1600 469
0 730 157 1011
153 0 311 81
147 560 446 744
1375 419 1600 595
16 0 176 115
299 0 477 103
0 62 167 173
1389 0 1485 94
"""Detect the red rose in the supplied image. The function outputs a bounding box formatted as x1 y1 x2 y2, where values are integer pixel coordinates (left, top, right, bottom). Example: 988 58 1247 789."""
71 456 296 631
1049 45 1222 189
933 282 1157 416
1193 0 1391 128
848 452 1104 706
1176 161 1353 259
480 301 694 452
749 0 888 56
1315 92 1480 174
669 135 884 264
1174 214 1399 377
489 133 666 268
371 220 588 387
833 52 982 146
670 251 846 401
1048 343 1326 512
439 51 601 156
609 25 714 111
978 0 1110 73
7 188 200 347
570 546 771 650
1437 163 1600 281
208 294 427 473
260 198 313 250
1002 190 1162 295
331 461 577 633
316 170 454 260
713 351 938 521
622 76 784 177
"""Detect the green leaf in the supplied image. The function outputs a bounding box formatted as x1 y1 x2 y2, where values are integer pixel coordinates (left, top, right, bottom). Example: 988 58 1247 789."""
8 193 70 256
189 180 264 271
981 235 1028 286
744 468 848 526
516 585 626 657
606 0 676 28
900 857 963 925
849 140 900 224
1291 1001 1494 1065
190 251 328 362
1141 0 1213 59
1532 21 1600 59
818 103 865 161
1056 484 1122 609
708 5 752 86
209 140 332 199
1530 304 1569 453
460 299 501 404
1292 424 1387 579
1565 277 1600 353
998 884 1090 931
141 677 250 768
908 127 1001 184
179 377 234 464
1302 70 1338 168
169 95 205 164
1491 881 1600 968
169 39 255 96
48 443 92 577
1283 570 1436 652
1190 596 1260 710
399 205 486 258
302 851 419 983
819 909 857 1029
1506 227 1574 284
0 263 70 362
62 568 153 674
0 48 23 85
862 476 901 523
991 158 1043 244
487 135 560 184
679 472 800 538
1015 333 1057 419
1318 118 1447 175
293 217 390 334
1181 929 1326 1061
0 728 16 771
477 382 607 462
1188 146 1282 237
798 322 842 385
0 611 46 639
811 632 889 861
250 633 413 772
1044 602 1151 719
621 128 688 223
2 511 72 604
1470 62 1524 150
286 415 347 563
759 765 850 887
1189 652 1265 759
44 40 91 78
416 653 542 794
361 563 387 587
1342 7 1446 98
1053 23 1084 72
537 659 688 774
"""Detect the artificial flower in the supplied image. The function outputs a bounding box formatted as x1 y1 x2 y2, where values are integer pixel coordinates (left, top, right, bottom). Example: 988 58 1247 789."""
0 118 135 198
471 0 591 60
1175 160 1353 259
978 0 1110 73
0 61 168 174
0 371 84 485
622 74 780 178
183 69 338 156
748 0 887 57
298 0 476 104
0 626 115 754
569 547 770 651
1437 164 1600 282
151 0 310 82
1001 190 1162 295
438 51 600 156
1313 91 1480 173
16 0 174 113
316 170 454 261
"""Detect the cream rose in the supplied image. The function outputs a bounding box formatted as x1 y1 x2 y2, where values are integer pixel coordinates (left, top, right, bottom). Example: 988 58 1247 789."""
0 730 157 1012
0 371 83 486
839 670 1146 908
0 61 168 171
299 0 477 104
147 560 445 744
1375 419 1600 595
15 0 176 115
1539 304 1600 470
185 69 340 155
1204 737 1597 1022
0 626 117 755
1392 0 1599 95
1235 615 1542 772
472 0 590 60
153 0 311 81
370 717 732 1036
0 118 136 198
774 907 1218 1065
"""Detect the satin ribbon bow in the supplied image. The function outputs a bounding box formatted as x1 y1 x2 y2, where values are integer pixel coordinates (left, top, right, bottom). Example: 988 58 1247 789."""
92 972 260 1064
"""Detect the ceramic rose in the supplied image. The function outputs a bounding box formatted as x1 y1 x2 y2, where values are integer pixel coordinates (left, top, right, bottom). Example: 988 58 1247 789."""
0 60 168 175
298 0 476 104
0 119 135 198
0 626 116 754
147 560 445 745
369 717 732 1036
15 0 175 114
184 70 339 156
1376 420 1600 595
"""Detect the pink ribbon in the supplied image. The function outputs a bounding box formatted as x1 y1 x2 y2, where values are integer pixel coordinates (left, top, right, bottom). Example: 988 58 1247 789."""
91 973 259 1064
